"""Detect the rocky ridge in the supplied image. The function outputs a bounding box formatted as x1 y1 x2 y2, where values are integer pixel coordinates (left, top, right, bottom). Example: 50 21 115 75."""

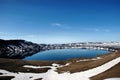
0 39 41 59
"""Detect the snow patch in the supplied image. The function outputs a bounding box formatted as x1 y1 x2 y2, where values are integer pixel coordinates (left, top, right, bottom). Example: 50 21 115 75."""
104 78 120 80
23 65 51 69
52 63 60 67
65 63 71 66
76 57 101 62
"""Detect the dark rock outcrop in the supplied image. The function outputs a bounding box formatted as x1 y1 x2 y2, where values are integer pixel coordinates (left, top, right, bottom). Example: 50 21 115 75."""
0 39 41 59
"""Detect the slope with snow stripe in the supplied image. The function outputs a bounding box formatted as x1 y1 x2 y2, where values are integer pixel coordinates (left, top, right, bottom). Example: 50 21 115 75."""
0 57 120 80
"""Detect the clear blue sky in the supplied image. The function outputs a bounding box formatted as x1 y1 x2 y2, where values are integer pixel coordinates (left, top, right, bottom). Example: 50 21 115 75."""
0 0 120 43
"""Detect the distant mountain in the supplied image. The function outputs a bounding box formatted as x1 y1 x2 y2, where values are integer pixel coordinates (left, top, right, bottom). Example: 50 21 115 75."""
0 39 41 59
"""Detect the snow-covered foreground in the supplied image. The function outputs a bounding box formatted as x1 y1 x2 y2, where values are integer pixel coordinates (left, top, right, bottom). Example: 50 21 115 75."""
0 57 120 80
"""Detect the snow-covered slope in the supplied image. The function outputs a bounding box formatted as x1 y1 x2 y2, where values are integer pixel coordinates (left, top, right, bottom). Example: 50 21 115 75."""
0 57 120 80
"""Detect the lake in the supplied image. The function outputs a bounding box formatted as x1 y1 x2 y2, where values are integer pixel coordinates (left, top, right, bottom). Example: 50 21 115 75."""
24 49 109 60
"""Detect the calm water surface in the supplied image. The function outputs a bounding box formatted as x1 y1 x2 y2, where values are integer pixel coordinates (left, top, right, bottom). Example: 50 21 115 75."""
24 49 109 60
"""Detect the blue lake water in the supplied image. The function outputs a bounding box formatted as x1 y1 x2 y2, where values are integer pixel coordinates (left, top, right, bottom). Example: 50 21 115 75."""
24 49 109 60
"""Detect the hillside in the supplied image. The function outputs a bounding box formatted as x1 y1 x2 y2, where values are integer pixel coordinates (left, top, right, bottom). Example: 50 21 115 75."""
0 39 41 59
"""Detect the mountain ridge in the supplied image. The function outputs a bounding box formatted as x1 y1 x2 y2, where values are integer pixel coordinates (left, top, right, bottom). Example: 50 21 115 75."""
0 39 41 59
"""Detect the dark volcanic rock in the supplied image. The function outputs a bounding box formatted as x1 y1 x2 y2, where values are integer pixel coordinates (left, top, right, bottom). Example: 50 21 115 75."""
0 76 14 80
0 39 41 59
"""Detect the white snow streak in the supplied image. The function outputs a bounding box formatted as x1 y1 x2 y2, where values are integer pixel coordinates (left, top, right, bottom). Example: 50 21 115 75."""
104 78 120 80
76 57 101 62
23 65 51 69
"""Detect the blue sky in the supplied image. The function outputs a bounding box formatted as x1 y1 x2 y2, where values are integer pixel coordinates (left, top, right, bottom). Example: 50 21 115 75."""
0 0 120 43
